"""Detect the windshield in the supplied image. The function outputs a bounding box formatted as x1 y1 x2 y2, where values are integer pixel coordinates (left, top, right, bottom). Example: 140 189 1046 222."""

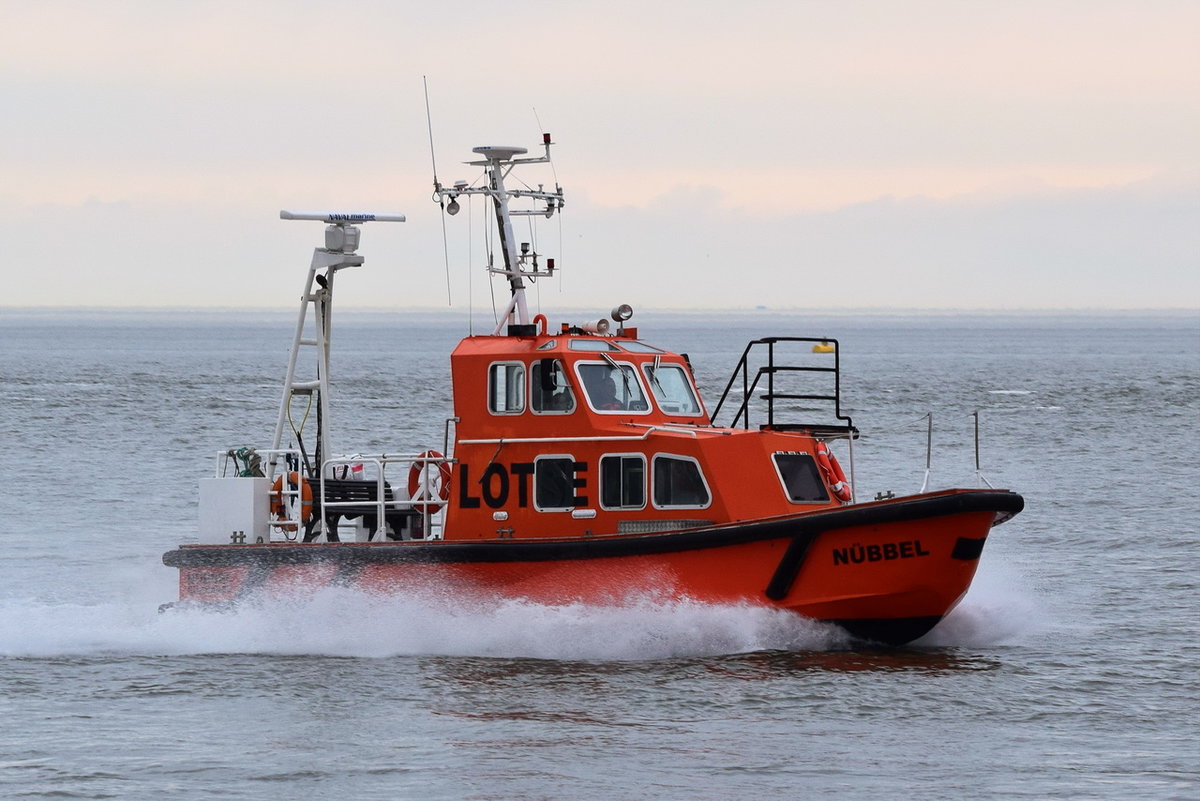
577 362 649 413
642 362 702 416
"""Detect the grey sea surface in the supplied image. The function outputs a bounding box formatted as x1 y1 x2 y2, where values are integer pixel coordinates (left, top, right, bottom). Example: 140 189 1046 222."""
1 308 1197 800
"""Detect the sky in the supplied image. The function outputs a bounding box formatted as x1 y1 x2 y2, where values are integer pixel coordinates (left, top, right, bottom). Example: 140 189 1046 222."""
2 0 1197 311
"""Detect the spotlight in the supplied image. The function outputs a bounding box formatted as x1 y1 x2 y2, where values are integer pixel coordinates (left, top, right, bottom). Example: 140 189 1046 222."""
446 198 461 216
611 304 633 322
582 319 610 334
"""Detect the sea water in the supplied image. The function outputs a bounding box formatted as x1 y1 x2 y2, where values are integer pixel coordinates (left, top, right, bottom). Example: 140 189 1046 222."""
1 308 1196 800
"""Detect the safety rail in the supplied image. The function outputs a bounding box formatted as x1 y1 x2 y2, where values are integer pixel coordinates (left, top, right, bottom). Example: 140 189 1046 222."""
319 453 452 541
912 411 997 494
214 448 311 538
211 448 452 542
709 337 857 438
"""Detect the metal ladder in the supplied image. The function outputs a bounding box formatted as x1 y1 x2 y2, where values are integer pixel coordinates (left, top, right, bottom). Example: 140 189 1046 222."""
268 212 405 480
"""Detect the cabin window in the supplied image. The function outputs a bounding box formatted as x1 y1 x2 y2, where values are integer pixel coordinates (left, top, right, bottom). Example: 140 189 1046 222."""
531 358 576 414
652 455 711 508
772 452 830 503
642 362 702 416
600 454 646 509
488 362 525 414
568 339 620 352
616 341 664 353
535 456 577 511
577 362 650 413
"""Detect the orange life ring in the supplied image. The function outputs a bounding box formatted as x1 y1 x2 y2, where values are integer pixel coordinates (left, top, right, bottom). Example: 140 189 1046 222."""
408 450 452 512
270 472 313 530
815 442 853 503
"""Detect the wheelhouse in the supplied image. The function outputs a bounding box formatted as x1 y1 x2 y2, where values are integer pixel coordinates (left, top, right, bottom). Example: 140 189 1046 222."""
443 326 858 542
454 331 707 434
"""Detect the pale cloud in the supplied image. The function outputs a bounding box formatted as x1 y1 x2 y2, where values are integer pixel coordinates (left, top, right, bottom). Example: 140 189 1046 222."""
1 0 1197 309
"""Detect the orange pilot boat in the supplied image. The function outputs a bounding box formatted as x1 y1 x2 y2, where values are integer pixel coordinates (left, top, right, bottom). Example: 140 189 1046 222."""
162 137 1023 645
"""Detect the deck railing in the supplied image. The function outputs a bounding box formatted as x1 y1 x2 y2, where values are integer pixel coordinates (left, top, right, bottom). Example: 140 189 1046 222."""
709 337 857 438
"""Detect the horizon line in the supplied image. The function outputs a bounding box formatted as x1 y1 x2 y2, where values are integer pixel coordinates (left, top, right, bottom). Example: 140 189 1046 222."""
2 304 1196 317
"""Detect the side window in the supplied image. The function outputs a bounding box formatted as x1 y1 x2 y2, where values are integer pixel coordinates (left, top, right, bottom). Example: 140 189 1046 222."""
642 362 702 416
535 456 577 511
600 454 646 510
531 358 576 414
577 362 649 413
652 455 711 508
773 452 830 503
488 362 525 414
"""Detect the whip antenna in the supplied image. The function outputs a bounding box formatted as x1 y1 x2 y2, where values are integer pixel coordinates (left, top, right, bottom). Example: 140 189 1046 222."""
533 106 564 292
532 107 560 188
425 76 441 187
424 76 453 305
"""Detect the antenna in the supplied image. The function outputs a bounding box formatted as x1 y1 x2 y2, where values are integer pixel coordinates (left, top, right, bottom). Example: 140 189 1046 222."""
434 138 564 335
424 76 453 305
424 76 440 188
533 107 564 295
280 211 405 223
533 107 560 184
279 210 404 258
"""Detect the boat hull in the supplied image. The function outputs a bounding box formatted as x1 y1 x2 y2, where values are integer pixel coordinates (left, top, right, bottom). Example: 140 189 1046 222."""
163 489 1023 645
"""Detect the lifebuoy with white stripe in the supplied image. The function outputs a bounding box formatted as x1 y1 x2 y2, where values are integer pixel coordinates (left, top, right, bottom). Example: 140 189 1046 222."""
408 450 452 512
270 472 313 530
815 442 853 503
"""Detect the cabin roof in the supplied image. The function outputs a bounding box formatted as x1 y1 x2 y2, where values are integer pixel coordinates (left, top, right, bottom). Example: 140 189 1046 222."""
451 333 672 359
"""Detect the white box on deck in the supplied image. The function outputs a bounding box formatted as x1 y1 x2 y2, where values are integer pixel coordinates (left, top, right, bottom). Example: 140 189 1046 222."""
199 477 271 545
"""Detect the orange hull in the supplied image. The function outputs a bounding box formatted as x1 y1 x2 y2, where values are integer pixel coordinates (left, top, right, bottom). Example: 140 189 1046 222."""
167 146 1027 648
164 489 1022 644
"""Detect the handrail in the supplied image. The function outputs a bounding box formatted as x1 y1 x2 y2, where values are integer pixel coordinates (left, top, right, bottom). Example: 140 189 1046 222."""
214 448 304 539
972 411 995 489
456 424 709 446
320 453 453 541
211 447 452 542
709 337 855 436
320 456 391 542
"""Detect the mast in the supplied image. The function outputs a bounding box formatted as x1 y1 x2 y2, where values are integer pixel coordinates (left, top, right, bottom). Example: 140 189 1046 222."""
269 211 405 479
434 136 565 335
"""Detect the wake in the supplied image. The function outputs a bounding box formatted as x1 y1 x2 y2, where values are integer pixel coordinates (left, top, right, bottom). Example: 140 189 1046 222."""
0 564 1044 660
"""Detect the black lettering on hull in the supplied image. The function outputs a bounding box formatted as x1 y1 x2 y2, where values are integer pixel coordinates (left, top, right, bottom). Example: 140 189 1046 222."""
456 460 589 510
831 540 932 566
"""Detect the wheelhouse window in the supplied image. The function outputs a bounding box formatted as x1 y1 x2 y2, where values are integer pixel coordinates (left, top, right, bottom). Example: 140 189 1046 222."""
600 454 646 510
531 358 575 414
615 341 664 353
535 456 577 511
642 361 702 416
577 362 649 413
652 455 711 508
488 362 525 414
568 339 620 352
773 452 830 503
